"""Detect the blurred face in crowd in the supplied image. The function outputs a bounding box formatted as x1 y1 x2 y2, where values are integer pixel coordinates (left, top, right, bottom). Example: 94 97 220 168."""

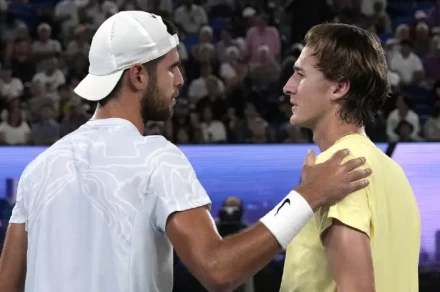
0 67 12 81
206 76 219 96
199 45 215 63
176 127 190 143
221 29 233 43
395 25 410 40
255 14 267 30
400 43 412 57
38 27 51 42
199 27 213 44
243 102 259 119
283 47 335 128
398 122 412 139
202 107 213 122
14 40 30 58
30 81 44 97
415 24 430 40
139 48 183 121
45 57 58 73
8 108 22 127
226 48 239 63
58 86 71 101
15 24 29 40
40 106 53 121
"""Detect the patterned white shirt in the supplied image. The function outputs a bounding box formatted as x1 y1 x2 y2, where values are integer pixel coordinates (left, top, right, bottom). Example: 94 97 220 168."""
10 118 211 292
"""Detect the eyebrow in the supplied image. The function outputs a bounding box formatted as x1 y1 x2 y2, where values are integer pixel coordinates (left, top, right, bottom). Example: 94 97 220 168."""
293 65 304 73
169 61 181 69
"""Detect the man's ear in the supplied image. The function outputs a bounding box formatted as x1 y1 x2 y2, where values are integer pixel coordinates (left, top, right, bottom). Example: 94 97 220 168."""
330 81 350 101
127 64 148 92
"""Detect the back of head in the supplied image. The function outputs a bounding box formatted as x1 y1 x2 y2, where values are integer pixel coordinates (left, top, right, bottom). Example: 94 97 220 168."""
304 23 390 126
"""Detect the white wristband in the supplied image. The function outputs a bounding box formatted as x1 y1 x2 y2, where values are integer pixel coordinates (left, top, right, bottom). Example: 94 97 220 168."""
260 190 314 250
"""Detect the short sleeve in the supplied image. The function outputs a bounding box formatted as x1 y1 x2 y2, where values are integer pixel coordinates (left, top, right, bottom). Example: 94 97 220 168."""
315 153 372 238
316 188 371 238
148 142 211 232
9 176 28 225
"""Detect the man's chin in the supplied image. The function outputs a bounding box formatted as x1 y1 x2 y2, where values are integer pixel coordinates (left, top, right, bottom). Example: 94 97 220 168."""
290 116 310 129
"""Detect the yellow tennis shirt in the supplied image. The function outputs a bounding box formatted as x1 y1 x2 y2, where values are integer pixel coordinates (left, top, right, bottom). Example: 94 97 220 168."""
280 134 421 292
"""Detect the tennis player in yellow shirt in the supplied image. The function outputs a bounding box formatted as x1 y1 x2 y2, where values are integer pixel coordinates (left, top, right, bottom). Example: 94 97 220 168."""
280 23 421 292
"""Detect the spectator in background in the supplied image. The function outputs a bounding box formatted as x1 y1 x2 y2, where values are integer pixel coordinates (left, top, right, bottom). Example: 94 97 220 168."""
423 102 440 141
66 25 90 58
223 106 247 143
389 39 424 85
394 24 411 42
191 25 214 60
174 0 208 35
26 82 52 123
85 0 119 30
66 53 88 83
422 36 440 83
413 22 431 58
54 0 79 42
3 22 31 61
32 23 62 59
60 98 90 137
282 125 308 144
200 106 227 143
370 1 392 35
245 12 280 69
427 0 440 27
196 75 229 120
9 39 36 85
0 62 23 100
31 104 60 145
386 94 421 142
0 107 31 145
248 117 271 144
414 10 428 27
1 98 26 122
188 63 224 104
220 46 241 88
249 45 280 92
394 120 423 142
216 27 244 63
0 12 23 44
176 126 192 144
32 56 66 100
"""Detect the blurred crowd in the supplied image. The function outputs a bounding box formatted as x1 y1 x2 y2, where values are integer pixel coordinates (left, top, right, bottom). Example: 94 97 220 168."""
0 0 439 146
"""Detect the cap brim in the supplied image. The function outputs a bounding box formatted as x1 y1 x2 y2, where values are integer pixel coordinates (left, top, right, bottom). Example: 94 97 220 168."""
74 70 124 101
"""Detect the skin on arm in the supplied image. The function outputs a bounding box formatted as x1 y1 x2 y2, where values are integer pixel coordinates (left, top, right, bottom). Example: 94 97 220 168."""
167 149 372 292
323 219 376 292
0 223 27 292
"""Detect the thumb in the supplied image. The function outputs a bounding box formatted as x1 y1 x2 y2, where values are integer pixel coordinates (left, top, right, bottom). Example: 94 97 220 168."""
303 149 316 166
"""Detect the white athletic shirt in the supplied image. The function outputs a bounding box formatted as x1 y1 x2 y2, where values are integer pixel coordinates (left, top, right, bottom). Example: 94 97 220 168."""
9 118 211 292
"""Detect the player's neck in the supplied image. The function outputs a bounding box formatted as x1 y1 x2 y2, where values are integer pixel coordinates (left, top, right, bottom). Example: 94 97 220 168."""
93 103 145 134
312 117 365 152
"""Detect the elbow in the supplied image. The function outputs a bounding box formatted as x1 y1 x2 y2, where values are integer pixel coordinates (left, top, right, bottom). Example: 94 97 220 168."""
203 261 235 292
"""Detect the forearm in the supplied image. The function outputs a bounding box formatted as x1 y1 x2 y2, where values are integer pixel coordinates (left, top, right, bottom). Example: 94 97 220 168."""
204 191 313 291
205 223 280 291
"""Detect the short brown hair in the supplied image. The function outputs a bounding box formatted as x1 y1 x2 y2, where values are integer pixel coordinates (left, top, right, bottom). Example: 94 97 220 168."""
304 23 390 126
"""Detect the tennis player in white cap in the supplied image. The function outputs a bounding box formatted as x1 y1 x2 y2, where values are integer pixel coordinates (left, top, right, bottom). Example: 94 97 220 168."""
0 11 371 292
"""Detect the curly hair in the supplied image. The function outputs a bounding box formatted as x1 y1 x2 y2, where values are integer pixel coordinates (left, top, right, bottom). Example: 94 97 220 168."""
304 23 391 126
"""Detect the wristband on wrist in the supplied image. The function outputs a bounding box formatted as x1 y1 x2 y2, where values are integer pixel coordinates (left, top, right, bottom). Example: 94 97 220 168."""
260 190 314 250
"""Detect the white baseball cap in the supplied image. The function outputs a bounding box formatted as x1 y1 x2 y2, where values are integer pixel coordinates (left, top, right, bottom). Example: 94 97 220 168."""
74 11 179 101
